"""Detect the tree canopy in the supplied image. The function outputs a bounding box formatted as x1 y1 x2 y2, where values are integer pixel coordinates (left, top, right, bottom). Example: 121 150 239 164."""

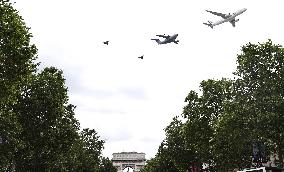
142 40 284 171
0 0 116 171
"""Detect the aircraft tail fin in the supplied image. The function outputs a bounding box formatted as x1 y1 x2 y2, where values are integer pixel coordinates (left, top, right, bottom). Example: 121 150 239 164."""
203 21 213 29
151 39 162 44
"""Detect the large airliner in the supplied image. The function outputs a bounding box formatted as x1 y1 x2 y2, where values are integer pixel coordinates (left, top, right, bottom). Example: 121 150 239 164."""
203 8 247 28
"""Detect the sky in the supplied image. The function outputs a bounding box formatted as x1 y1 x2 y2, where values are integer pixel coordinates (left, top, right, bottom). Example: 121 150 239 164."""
13 0 284 159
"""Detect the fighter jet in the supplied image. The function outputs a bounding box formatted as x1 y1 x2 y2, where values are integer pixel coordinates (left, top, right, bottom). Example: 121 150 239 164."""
138 55 144 59
203 8 247 28
103 41 109 45
151 34 179 44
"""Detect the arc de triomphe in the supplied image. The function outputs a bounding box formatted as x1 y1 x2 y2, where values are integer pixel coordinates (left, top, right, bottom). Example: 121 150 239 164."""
111 152 146 172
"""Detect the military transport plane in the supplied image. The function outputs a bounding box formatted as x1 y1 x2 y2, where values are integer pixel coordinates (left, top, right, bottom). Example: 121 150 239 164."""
151 34 179 44
203 8 247 28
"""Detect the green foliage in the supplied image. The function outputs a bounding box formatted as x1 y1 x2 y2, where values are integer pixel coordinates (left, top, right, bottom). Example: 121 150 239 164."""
76 128 105 171
99 157 117 172
145 40 284 171
13 67 80 171
140 142 179 172
211 107 253 171
234 40 284 167
182 79 233 171
0 1 116 171
0 0 38 170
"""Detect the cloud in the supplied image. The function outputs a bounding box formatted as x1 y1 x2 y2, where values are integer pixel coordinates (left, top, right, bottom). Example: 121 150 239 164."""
103 128 134 142
15 0 284 161
117 87 147 100
68 79 147 101
138 136 162 143
80 107 126 115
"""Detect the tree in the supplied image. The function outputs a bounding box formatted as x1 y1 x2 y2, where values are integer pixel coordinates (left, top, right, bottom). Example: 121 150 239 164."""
151 79 233 171
0 1 116 170
211 104 253 171
140 142 179 172
146 40 284 171
233 40 284 167
0 0 38 170
13 68 115 171
76 128 105 171
13 67 80 171
181 79 233 171
163 117 193 171
99 157 117 172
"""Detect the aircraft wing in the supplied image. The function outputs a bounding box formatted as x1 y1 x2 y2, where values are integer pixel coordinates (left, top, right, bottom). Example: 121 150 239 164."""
156 34 170 38
206 10 227 18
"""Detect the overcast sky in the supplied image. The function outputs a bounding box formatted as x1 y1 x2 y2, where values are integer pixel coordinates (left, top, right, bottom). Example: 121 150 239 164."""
13 0 284 159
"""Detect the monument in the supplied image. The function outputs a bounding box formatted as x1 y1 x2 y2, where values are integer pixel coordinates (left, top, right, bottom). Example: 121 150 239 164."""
112 152 146 172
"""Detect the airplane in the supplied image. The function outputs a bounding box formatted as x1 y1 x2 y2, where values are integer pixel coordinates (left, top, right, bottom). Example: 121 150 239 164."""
103 41 109 45
138 55 144 59
203 8 247 28
151 34 179 44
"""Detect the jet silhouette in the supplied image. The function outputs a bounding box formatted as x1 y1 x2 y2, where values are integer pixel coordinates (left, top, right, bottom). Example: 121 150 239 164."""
151 34 179 44
103 41 109 45
203 8 247 28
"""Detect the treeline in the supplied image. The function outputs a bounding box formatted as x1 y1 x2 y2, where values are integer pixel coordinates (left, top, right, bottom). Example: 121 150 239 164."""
0 1 116 171
141 40 284 172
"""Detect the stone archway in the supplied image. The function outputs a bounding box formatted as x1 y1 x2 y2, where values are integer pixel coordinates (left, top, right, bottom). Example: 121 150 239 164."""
123 166 134 172
112 152 146 172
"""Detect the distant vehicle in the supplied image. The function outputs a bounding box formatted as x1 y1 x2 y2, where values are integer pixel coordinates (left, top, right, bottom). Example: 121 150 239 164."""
203 8 247 28
103 41 109 45
138 55 144 59
237 167 284 172
151 34 179 44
